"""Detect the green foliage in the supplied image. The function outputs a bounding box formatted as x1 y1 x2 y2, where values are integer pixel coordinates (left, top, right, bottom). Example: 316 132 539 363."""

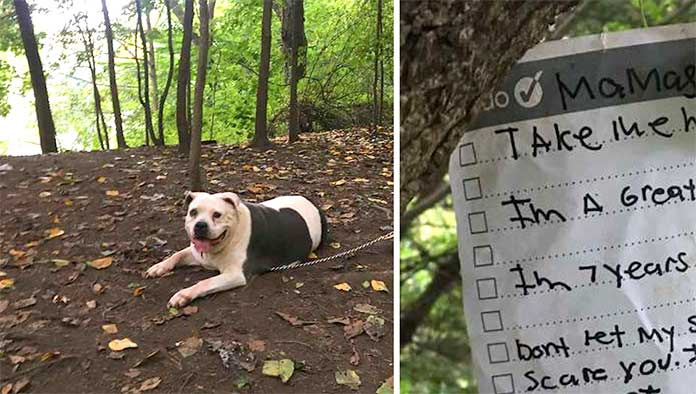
0 0 393 151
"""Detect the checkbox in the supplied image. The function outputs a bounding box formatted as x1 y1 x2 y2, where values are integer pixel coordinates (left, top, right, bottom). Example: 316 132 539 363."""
463 177 482 200
473 245 494 267
492 374 515 394
477 278 498 300
468 211 488 234
481 310 503 332
459 143 477 167
487 342 510 364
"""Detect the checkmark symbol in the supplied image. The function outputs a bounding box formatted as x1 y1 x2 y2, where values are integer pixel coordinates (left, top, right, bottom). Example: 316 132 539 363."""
518 71 544 103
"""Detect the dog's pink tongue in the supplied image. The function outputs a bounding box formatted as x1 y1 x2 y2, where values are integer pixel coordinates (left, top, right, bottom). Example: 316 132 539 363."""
192 239 211 253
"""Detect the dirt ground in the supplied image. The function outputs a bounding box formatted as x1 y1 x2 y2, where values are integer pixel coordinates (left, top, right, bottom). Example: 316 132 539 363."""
0 128 394 393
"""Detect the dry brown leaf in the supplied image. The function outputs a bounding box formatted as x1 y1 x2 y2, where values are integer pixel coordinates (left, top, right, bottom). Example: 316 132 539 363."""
9 249 25 258
330 242 341 249
139 377 161 391
370 280 389 292
333 282 351 292
132 287 146 297
248 339 266 352
45 227 64 239
87 257 113 270
331 179 347 186
1 384 11 394
96 176 107 183
108 338 138 351
182 305 198 315
11 377 29 393
343 320 364 339
102 324 118 334
105 190 119 197
0 278 14 289
177 336 202 358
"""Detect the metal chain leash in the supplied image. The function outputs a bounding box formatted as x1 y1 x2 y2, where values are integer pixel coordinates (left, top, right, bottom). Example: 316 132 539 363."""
268 231 394 272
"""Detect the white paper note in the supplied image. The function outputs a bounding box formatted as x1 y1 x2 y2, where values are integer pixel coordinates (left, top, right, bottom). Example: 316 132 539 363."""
449 23 696 394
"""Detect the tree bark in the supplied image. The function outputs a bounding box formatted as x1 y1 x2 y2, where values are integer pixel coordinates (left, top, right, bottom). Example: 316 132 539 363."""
400 1 577 212
176 0 194 155
101 0 127 149
372 0 382 129
287 0 305 143
79 20 109 150
145 6 162 143
135 0 160 146
158 0 176 145
13 0 57 153
252 0 273 148
401 253 460 348
188 0 213 191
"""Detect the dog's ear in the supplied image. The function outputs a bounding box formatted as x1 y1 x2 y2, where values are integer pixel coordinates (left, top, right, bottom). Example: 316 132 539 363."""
184 191 199 207
218 192 241 209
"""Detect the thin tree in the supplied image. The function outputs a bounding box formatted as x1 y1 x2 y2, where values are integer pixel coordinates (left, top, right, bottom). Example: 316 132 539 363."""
144 4 163 143
157 0 176 144
189 0 214 191
101 0 127 149
176 0 194 154
252 0 273 148
77 16 110 150
374 0 383 127
135 0 161 146
13 0 57 153
287 0 305 143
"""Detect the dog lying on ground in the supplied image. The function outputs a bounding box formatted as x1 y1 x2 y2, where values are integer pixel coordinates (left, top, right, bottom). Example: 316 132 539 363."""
146 191 327 307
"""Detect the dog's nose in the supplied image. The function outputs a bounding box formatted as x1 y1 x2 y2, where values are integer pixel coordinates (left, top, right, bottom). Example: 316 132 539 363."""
194 221 208 237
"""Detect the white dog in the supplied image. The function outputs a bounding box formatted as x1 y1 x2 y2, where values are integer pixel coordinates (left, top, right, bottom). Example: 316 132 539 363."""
146 191 327 307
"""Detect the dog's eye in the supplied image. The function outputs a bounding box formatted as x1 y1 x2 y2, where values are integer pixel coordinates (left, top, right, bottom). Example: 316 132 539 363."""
212 212 222 219
189 209 197 217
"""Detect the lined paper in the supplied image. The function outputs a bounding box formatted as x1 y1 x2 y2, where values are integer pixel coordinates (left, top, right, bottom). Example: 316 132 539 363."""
449 23 696 394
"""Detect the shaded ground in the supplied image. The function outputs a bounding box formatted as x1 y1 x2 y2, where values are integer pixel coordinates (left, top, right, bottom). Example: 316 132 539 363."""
0 128 394 393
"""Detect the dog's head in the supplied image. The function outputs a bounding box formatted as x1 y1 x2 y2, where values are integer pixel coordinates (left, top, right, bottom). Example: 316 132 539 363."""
184 191 242 254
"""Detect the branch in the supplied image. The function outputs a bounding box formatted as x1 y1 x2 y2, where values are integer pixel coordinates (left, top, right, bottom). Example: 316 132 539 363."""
401 253 460 348
401 181 451 234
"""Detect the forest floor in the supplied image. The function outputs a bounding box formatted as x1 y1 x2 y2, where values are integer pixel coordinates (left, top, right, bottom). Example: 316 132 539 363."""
0 128 394 394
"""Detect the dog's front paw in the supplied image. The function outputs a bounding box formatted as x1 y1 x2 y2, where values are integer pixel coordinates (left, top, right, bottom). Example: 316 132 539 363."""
146 261 172 278
168 290 193 308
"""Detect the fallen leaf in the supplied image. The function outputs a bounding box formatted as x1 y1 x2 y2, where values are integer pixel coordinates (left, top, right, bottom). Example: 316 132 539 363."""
308 252 318 259
331 179 347 186
364 315 385 341
370 280 389 292
12 297 36 310
9 355 25 364
330 242 341 249
45 227 64 239
105 190 119 197
335 369 361 390
132 287 146 297
9 249 25 258
39 191 51 198
96 176 107 184
353 303 380 315
92 283 105 294
108 338 138 351
86 300 97 309
124 369 141 379
0 278 14 289
177 336 202 358
275 311 315 326
327 316 350 325
139 377 161 391
362 280 370 289
11 377 29 393
0 300 8 313
262 359 294 383
333 282 351 292
51 259 71 268
344 319 364 339
102 324 118 334
87 257 113 270
350 346 360 366
0 384 11 394
376 376 394 394
248 339 266 352
295 282 304 289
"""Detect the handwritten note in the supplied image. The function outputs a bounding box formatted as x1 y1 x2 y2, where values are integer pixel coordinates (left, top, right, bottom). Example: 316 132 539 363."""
449 23 695 393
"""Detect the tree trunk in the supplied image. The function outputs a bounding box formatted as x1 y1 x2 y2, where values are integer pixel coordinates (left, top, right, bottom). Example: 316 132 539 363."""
176 0 194 155
101 0 127 149
145 7 162 143
287 0 305 143
80 22 109 150
400 1 576 212
377 0 384 125
135 0 160 146
158 0 176 146
188 0 213 191
252 0 273 148
372 0 381 130
13 0 57 153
